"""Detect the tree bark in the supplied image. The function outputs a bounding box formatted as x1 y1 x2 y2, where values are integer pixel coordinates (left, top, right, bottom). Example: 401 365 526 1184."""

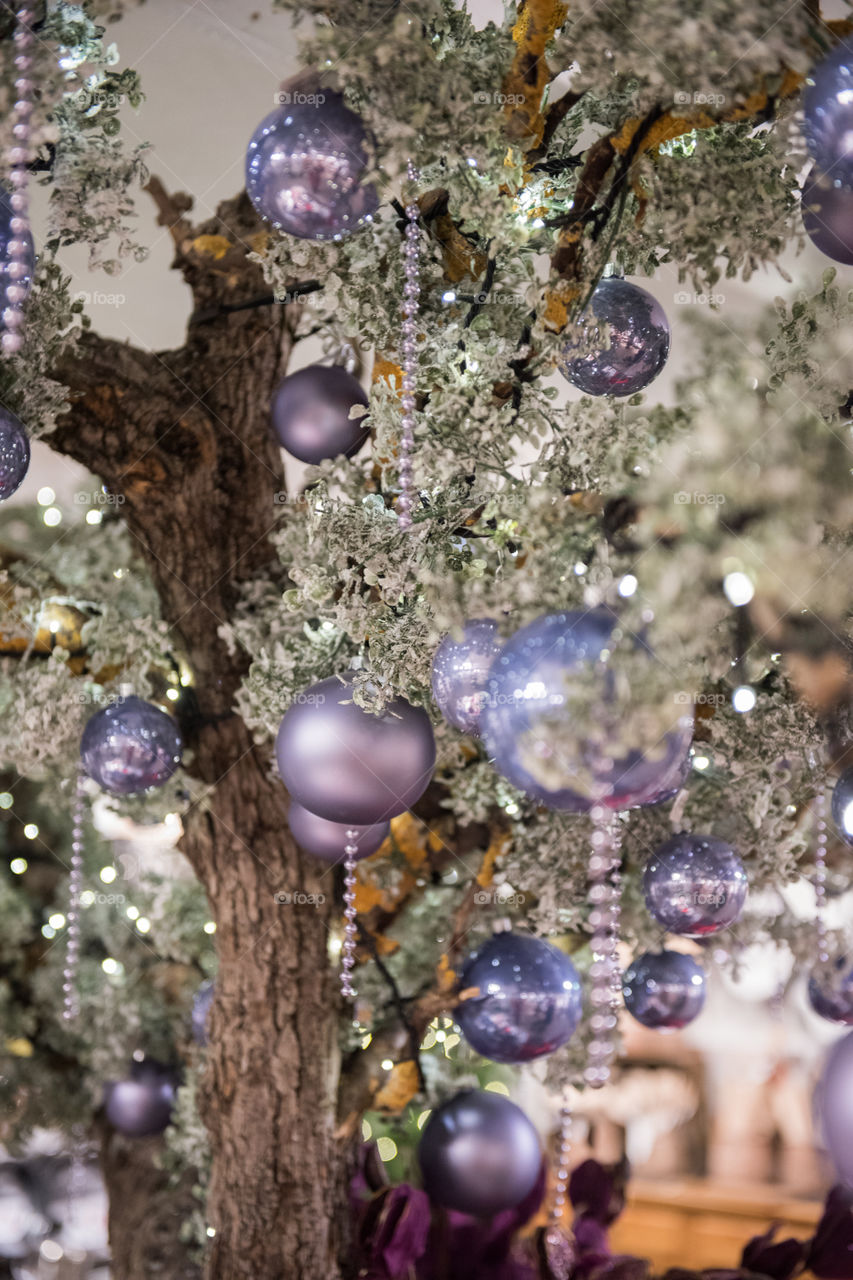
51 190 353 1279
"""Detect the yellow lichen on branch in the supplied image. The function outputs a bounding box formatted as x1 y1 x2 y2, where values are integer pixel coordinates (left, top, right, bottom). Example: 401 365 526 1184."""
503 0 568 149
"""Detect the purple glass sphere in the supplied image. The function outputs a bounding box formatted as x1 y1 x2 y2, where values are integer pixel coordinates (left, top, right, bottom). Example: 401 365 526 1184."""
802 169 853 265
0 405 29 500
104 1061 177 1137
245 91 378 241
804 40 853 189
818 1029 853 1184
417 1089 542 1217
808 957 853 1025
272 365 369 464
831 768 853 846
288 798 389 862
557 277 670 397
622 950 706 1029
479 609 693 812
431 618 502 736
191 979 215 1046
80 696 183 796
276 677 435 825
0 186 34 301
642 833 748 937
456 932 582 1063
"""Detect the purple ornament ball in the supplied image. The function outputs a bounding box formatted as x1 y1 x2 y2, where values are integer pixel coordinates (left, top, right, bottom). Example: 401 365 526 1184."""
272 365 369 464
831 767 853 846
802 169 853 265
288 799 389 861
431 618 502 736
480 609 692 812
456 932 582 1063
80 695 183 796
804 40 853 188
191 979 215 1046
0 186 35 301
643 833 748 937
245 91 378 241
276 677 435 825
417 1089 542 1217
818 1029 853 1185
557 276 670 398
0 405 29 500
808 957 853 1025
104 1061 177 1137
622 950 706 1030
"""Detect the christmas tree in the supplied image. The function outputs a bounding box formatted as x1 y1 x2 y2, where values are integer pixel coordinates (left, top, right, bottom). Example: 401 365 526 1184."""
1 1 853 1277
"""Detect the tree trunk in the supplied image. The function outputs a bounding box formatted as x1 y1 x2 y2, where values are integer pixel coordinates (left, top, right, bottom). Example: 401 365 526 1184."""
52 189 353 1279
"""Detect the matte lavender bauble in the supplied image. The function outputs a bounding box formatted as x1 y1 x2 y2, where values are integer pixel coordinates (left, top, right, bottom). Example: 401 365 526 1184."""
831 767 853 846
431 618 502 736
456 933 582 1063
802 169 853 265
818 1029 853 1184
104 1062 176 1137
80 696 183 796
272 365 369 464
417 1089 542 1216
622 950 706 1029
191 979 215 1046
479 609 692 812
808 957 853 1025
643 833 748 937
557 277 670 397
0 405 29 500
245 91 378 241
288 799 389 862
276 677 435 824
804 40 853 189
0 186 34 301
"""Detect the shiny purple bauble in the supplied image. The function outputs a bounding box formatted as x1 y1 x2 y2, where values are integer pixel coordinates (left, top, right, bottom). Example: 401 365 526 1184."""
288 798 389 862
80 696 183 796
802 169 853 265
808 957 853 1025
818 1029 853 1185
456 933 582 1063
642 833 748 937
831 767 853 846
276 677 435 825
417 1089 542 1217
557 277 670 397
191 979 215 1046
104 1061 176 1137
272 365 369 464
0 186 34 301
804 40 853 189
622 950 706 1029
245 91 378 241
0 405 29 500
479 609 693 812
431 618 502 736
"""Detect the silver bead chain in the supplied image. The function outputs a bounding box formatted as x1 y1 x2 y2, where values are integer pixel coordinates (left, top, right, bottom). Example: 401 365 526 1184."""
584 804 623 1089
340 830 360 1013
397 160 421 530
814 785 829 966
62 768 86 1023
3 6 36 356
550 1095 573 1223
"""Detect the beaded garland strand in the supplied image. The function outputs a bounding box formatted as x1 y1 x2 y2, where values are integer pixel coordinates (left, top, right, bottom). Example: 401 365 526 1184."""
4 6 36 355
397 160 421 530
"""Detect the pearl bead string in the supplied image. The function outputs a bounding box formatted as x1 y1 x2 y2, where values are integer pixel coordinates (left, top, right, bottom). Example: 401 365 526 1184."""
550 1096 573 1224
62 768 86 1023
397 160 421 531
340 830 359 1014
3 6 36 356
584 804 622 1089
814 785 829 966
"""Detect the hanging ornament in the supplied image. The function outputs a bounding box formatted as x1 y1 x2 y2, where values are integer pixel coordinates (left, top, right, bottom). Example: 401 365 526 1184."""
271 365 369 464
276 677 435 825
417 1089 542 1216
80 694 183 796
455 932 582 1064
480 609 692 812
622 950 706 1030
642 833 748 936
817 1028 853 1185
831 767 853 845
3 7 37 355
245 89 378 241
584 806 624 1086
397 159 421 530
0 404 29 499
104 1060 177 1137
803 39 853 188
191 979 215 1046
431 618 502 736
801 169 853 265
808 957 853 1025
288 798 389 861
557 273 670 398
61 768 86 1023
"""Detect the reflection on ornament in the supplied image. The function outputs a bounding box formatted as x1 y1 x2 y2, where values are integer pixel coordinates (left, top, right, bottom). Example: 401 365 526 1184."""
831 768 853 846
431 618 502 736
104 1060 177 1137
643 833 748 936
622 950 706 1029
808 956 853 1025
817 1028 853 1184
557 277 670 397
272 365 369 464
802 169 853 265
80 695 183 796
804 39 853 188
288 799 389 862
0 405 29 499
